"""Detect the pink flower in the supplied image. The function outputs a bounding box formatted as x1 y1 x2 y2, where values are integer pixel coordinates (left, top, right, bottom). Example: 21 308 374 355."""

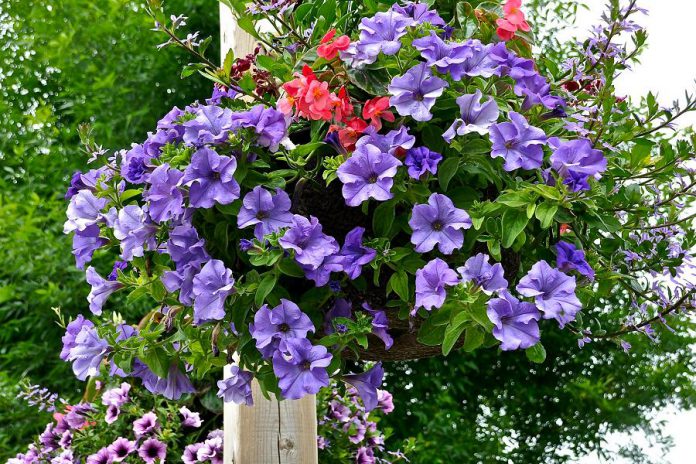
362 96 395 130
317 29 351 60
496 0 531 41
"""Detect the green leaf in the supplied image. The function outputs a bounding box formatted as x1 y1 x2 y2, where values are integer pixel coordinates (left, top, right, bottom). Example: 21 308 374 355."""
140 347 169 378
501 208 529 248
388 270 410 302
277 259 304 278
535 202 558 229
373 201 395 237
438 157 460 191
442 322 467 356
255 272 278 307
462 326 485 352
525 343 547 363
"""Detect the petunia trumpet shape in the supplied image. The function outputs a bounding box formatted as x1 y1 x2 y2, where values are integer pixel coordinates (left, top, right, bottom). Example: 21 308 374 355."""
409 193 472 254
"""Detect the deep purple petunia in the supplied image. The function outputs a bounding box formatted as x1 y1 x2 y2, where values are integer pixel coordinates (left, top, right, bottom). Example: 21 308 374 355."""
72 224 108 269
404 146 443 179
121 144 154 184
229 104 289 152
237 186 293 240
487 291 541 350
549 138 607 192
191 259 235 325
138 438 166 464
457 253 508 294
339 227 376 279
443 90 500 142
108 438 136 462
60 315 94 361
361 303 394 350
182 105 234 146
67 325 109 381
489 111 547 171
216 365 254 405
356 10 415 59
272 338 333 400
86 448 114 464
342 363 384 411
64 190 109 234
250 299 315 358
415 258 460 311
324 298 353 334
144 163 185 223
279 215 340 269
409 193 472 254
514 73 566 110
166 224 210 270
207 83 238 105
355 126 415 156
133 412 159 437
112 205 158 261
516 260 582 327
301 254 345 287
336 144 402 207
182 147 240 208
108 261 128 281
356 446 376 464
556 241 595 280
180 406 203 428
182 443 203 464
388 63 448 122
86 266 123 315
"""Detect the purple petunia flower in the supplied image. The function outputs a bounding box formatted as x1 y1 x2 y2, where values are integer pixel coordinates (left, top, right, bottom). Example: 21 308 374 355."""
182 147 240 208
356 446 376 464
339 227 376 279
121 144 154 184
138 438 166 464
64 190 109 234
549 138 607 192
60 315 94 361
196 436 223 464
279 215 340 269
487 291 541 350
180 406 203 428
324 298 353 334
217 365 254 405
391 1 445 26
336 144 402 207
404 147 442 179
102 382 131 423
135 362 195 400
182 105 234 146
556 241 595 280
415 258 459 311
356 10 414 59
112 205 158 261
133 412 159 437
377 389 394 413
409 193 472 254
182 443 203 464
443 90 500 142
412 31 459 71
448 39 500 80
86 266 123 315
144 164 185 223
489 112 547 171
166 224 210 270
108 261 128 281
207 83 238 105
67 325 109 381
250 299 315 358
162 263 200 306
514 73 566 110
191 259 235 325
361 303 394 350
342 363 384 411
516 260 582 327
272 338 332 400
237 186 293 240
108 438 136 462
388 63 448 122
356 126 415 156
86 448 114 464
457 253 508 294
229 104 289 152
72 225 107 269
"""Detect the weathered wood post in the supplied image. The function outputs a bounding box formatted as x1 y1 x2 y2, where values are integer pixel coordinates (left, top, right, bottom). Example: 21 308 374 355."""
219 4 319 463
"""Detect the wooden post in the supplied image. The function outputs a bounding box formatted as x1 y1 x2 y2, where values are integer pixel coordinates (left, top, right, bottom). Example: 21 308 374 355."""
219 5 319 463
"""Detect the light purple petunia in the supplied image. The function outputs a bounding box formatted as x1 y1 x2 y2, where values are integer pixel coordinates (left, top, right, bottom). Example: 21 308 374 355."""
355 126 415 156
404 147 442 179
112 205 158 261
191 259 235 325
67 325 109 381
457 253 508 294
388 63 448 122
138 363 196 400
489 112 547 171
336 144 402 207
391 1 446 26
514 73 566 110
556 241 595 280
339 227 376 279
182 105 234 146
138 437 166 464
356 10 415 59
361 303 394 350
448 39 499 80
86 266 123 315
237 186 294 240
443 90 500 142
279 215 340 269
133 412 159 438
161 263 200 306
342 363 384 412
60 314 94 361
102 382 131 425
228 104 289 152
487 291 541 350
182 147 240 208
216 365 254 405
179 406 203 428
86 448 114 464
64 190 109 234
301 254 345 287
409 193 472 254
72 224 107 269
516 260 582 327
196 435 223 464
108 438 136 462
144 163 185 223
250 299 315 358
272 338 332 400
121 144 154 184
549 138 607 192
412 31 458 71
415 258 459 311
166 224 210 270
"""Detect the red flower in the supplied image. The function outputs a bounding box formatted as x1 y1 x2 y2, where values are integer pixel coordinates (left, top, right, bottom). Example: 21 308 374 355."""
330 87 354 123
560 224 572 234
362 96 395 130
332 118 368 152
317 29 351 60
496 0 531 41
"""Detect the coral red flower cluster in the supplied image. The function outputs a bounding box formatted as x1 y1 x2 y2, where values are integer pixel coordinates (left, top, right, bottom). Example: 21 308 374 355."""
496 0 531 41
317 29 351 60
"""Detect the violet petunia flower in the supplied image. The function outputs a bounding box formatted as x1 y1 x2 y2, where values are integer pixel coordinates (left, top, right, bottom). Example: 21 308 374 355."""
301 254 345 287
162 263 200 306
182 105 234 146
108 261 128 281
250 299 315 358
415 258 459 311
72 224 108 269
356 126 415 156
514 73 566 111
324 298 353 334
102 382 131 425
457 253 508 294
64 190 108 234
182 443 203 464
134 362 195 400
108 438 136 462
487 291 541 351
377 389 394 413
86 266 123 315
489 112 547 171
409 193 472 254
67 325 109 381
86 448 114 464
272 338 333 400
138 438 166 464
179 406 203 428
443 90 500 142
556 241 595 280
516 260 582 327
143 163 185 223
388 63 448 122
191 259 235 325
196 436 223 464
336 144 402 207
448 39 499 80
216 365 254 405
121 144 154 184
237 186 293 240
182 147 240 208
112 205 158 261
357 10 415 59
133 412 159 437
279 215 340 269
361 303 394 350
229 104 289 152
60 314 94 361
549 138 607 192
391 1 445 26
339 227 376 279
356 447 376 464
404 147 442 179
342 363 384 411
166 224 210 270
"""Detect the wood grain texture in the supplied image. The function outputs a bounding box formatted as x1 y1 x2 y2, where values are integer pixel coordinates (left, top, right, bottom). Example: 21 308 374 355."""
219 2 257 63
